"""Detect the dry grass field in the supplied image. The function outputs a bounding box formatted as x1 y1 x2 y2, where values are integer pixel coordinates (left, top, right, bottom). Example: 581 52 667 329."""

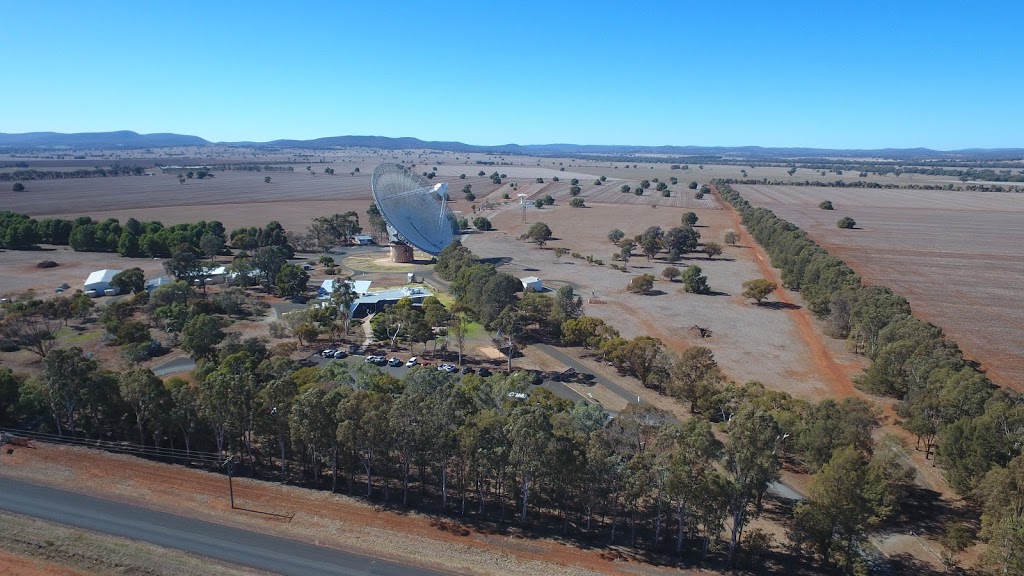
466 202 864 400
735 184 1024 389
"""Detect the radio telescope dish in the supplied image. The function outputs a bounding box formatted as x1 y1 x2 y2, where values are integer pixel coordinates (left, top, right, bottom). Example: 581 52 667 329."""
371 163 457 262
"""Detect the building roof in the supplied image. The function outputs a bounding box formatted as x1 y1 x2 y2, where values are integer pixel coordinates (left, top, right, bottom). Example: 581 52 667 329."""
145 276 173 289
350 286 432 314
84 269 121 286
319 279 372 296
521 276 542 284
201 266 227 276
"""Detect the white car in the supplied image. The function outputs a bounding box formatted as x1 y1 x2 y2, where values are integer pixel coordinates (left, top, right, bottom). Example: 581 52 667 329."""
507 392 529 400
388 356 403 367
321 349 335 358
405 357 418 367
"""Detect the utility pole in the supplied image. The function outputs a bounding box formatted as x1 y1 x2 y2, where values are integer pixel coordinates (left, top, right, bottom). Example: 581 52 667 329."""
223 456 235 509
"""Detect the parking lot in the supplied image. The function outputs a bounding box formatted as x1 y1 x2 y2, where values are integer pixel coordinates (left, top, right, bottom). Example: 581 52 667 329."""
303 347 595 405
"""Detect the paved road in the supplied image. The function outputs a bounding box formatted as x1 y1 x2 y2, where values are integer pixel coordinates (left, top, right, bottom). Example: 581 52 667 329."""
0 477 445 576
152 355 197 377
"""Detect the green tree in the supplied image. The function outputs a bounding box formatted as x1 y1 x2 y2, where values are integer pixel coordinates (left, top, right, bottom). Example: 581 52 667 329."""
724 408 782 567
662 266 681 282
682 265 710 294
118 368 169 445
276 263 309 297
724 230 738 245
703 242 722 259
12 182 25 192
618 336 666 389
688 181 699 190
570 197 585 207
525 222 552 246
742 278 776 304
608 229 625 244
181 314 225 360
111 267 145 294
569 185 582 196
472 216 492 231
682 212 698 226
0 368 22 426
792 446 883 571
819 200 834 210
837 216 856 229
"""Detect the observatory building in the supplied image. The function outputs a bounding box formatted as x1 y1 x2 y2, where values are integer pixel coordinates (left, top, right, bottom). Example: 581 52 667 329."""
371 163 456 263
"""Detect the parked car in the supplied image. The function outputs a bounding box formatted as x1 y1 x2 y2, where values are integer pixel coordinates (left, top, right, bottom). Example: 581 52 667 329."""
321 349 335 358
388 356 402 367
364 355 382 364
405 357 419 367
478 367 492 377
507 392 529 400
437 363 457 373
461 366 474 374
333 350 347 359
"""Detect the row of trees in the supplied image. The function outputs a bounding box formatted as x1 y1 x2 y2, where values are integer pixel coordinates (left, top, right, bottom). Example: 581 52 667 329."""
0 165 147 181
715 181 1024 570
0 211 235 258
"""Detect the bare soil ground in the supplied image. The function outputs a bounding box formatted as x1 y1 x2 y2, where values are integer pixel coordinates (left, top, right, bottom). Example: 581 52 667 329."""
0 444 692 576
735 184 1024 390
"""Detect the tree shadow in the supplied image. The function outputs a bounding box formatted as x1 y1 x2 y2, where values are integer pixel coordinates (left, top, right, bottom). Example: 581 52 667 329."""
760 301 802 311
480 256 513 266
704 290 731 297
645 289 667 296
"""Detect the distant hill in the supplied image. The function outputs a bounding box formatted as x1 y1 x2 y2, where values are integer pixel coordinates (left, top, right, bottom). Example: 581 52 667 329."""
2 131 1022 161
0 131 210 148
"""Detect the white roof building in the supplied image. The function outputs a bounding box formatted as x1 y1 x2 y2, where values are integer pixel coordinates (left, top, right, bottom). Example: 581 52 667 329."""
145 276 174 292
521 276 543 291
319 279 372 298
84 269 121 290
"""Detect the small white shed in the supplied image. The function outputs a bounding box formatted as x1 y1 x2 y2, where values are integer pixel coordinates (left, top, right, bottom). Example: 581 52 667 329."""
520 276 543 292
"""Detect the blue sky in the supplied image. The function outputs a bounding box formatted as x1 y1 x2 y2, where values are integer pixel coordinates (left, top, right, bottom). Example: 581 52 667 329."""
3 1 1021 149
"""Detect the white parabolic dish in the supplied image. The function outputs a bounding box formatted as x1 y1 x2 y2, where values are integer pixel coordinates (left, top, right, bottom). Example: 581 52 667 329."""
371 163 456 255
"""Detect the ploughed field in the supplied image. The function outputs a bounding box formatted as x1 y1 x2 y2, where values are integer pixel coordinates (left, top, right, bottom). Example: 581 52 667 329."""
735 184 1024 389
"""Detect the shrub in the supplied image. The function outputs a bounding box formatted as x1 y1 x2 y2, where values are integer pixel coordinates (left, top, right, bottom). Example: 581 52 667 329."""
12 183 25 192
472 216 492 231
837 216 856 229
570 186 581 196
661 189 670 197
570 198 585 207
501 192 510 199
662 266 681 282
36 260 58 269
536 177 544 183
682 266 710 294
819 200 834 210
628 274 656 294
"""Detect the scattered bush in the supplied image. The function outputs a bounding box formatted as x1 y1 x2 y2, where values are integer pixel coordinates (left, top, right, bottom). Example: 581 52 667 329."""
570 198 585 208
837 216 856 229
627 274 656 294
472 216 492 231
662 266 681 282
819 200 834 210
12 183 25 192
36 260 58 268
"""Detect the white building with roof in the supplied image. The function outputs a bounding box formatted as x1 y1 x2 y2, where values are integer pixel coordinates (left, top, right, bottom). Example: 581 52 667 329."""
318 279 372 298
84 269 122 296
350 286 432 318
520 276 544 292
145 276 174 292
